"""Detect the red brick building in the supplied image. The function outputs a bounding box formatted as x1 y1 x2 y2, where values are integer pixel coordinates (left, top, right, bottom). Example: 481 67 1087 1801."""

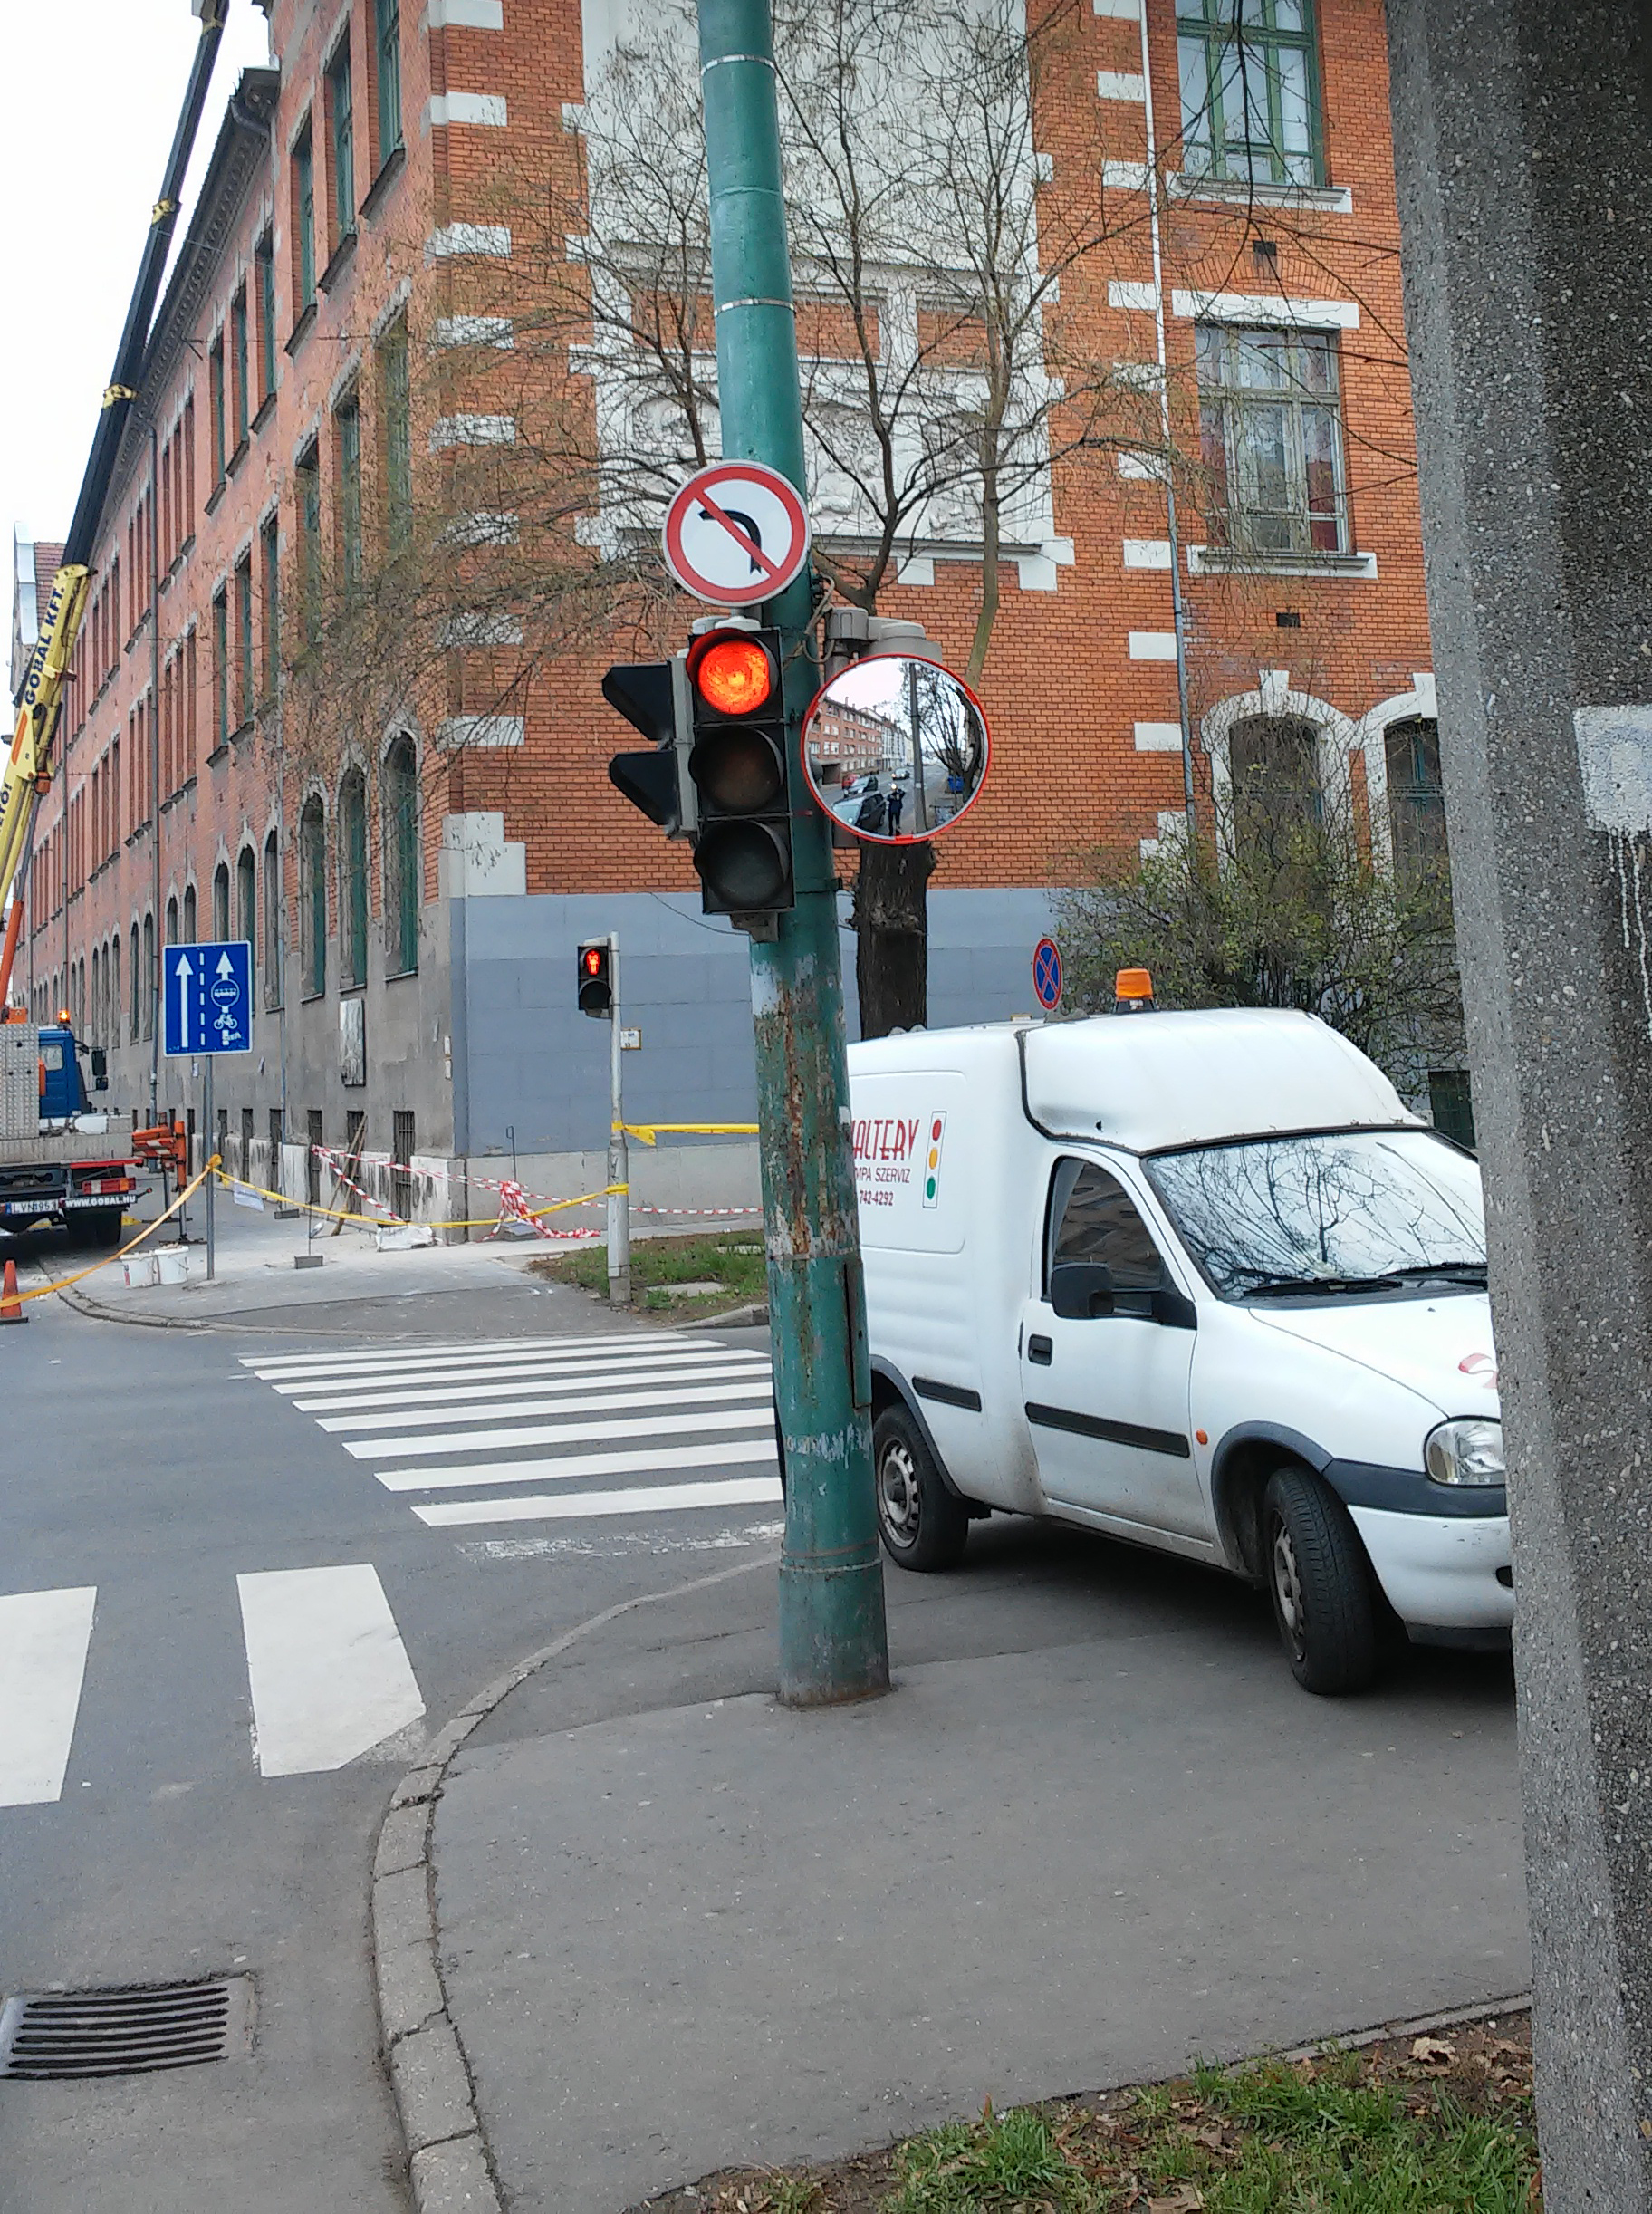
11 0 1455 1216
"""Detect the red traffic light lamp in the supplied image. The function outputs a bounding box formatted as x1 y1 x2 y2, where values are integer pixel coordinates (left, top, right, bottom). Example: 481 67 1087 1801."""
577 937 614 1017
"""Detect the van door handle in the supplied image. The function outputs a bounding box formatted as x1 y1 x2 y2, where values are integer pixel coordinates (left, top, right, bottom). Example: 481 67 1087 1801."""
1027 1333 1052 1366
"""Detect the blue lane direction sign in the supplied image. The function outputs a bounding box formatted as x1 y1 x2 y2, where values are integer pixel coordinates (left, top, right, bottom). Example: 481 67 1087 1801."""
1032 935 1062 1012
164 939 253 1056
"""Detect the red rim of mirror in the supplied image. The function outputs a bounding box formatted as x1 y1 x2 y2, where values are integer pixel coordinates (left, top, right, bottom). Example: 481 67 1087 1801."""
799 652 992 846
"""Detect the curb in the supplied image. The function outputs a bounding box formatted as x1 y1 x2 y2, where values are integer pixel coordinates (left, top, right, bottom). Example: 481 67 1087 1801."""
370 1551 782 2214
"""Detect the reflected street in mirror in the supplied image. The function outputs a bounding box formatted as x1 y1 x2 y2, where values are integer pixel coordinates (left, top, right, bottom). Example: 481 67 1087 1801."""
802 653 989 843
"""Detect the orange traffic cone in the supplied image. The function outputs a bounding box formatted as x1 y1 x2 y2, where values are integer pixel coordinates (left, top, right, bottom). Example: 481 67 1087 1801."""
0 1258 25 1325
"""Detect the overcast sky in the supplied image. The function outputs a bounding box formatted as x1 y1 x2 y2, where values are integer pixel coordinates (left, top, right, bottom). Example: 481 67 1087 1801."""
0 1 274 560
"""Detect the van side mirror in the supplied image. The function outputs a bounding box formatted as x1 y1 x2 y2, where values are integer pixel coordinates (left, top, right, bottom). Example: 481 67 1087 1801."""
1050 1261 1115 1319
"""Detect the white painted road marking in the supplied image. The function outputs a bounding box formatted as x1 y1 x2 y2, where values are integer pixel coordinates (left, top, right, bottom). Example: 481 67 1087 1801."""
373 1436 780 1493
270 1347 769 1401
246 1334 711 1382
0 1587 97 1807
309 1368 773 1427
345 1404 777 1461
236 1565 425 1777
416 1476 784 1527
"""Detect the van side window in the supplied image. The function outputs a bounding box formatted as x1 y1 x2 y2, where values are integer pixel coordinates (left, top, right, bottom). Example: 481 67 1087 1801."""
1046 1159 1168 1314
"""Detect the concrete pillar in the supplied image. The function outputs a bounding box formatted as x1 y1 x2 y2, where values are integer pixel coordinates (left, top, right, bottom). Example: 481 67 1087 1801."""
1387 4 1652 2201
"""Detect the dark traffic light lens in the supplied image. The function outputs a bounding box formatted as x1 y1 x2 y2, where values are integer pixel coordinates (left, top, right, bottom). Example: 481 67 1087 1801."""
694 821 793 911
689 727 786 813
691 635 776 717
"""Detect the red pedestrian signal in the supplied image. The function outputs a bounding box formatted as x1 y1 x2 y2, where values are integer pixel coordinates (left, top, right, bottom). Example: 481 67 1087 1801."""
577 938 614 1017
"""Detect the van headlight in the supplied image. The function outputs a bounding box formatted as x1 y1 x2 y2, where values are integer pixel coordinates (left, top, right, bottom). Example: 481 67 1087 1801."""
1425 1418 1505 1487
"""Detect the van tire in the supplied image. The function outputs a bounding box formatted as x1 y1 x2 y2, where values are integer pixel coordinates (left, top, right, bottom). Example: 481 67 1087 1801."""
1263 1466 1378 1696
873 1406 969 1572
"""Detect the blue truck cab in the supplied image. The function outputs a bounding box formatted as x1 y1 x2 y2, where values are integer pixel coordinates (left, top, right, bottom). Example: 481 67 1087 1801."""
37 1025 96 1120
0 1020 133 1247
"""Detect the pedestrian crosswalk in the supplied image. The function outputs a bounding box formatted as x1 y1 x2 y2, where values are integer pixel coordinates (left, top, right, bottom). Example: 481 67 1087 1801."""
0 1565 425 1807
242 1333 783 1535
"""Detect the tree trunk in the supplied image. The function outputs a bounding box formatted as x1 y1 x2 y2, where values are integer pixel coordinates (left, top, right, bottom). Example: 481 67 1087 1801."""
851 840 936 1037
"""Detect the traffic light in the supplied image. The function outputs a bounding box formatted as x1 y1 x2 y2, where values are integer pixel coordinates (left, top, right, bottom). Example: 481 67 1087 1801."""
577 938 613 1017
685 626 793 919
603 658 696 840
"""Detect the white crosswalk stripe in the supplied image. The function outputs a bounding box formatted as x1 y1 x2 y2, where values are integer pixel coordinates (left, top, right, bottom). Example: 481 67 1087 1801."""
242 1333 783 1535
0 1586 97 1806
0 1568 425 1802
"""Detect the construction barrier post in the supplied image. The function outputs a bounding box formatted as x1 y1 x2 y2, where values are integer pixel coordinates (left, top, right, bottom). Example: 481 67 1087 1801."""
0 1256 26 1324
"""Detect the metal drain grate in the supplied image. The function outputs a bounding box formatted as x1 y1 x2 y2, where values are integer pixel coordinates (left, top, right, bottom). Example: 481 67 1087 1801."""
0 1975 254 2080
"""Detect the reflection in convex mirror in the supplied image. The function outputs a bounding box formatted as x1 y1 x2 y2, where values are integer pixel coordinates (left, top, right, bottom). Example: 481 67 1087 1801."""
801 653 990 844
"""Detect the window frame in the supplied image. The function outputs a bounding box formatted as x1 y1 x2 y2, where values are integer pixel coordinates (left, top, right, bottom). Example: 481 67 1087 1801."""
211 586 230 750
375 0 403 165
297 443 323 643
300 795 328 999
338 766 370 990
329 40 357 243
260 513 281 703
1196 322 1350 558
231 283 251 451
379 320 413 553
235 553 255 727
294 121 317 313
1177 0 1326 189
383 733 419 976
1043 1156 1174 1318
255 231 278 407
336 392 364 590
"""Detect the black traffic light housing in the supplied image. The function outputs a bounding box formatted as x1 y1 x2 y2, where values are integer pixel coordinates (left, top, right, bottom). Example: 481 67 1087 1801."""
577 937 613 1017
685 625 793 923
603 658 696 840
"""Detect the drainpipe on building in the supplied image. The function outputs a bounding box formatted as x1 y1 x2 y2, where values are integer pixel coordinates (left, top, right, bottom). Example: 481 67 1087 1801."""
149 421 163 1116
1138 0 1197 836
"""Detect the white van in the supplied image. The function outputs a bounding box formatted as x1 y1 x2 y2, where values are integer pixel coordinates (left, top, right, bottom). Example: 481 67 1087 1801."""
847 1008 1508 1695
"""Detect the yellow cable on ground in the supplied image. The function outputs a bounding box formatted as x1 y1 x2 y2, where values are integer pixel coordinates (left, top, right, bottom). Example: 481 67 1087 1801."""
13 1156 219 1304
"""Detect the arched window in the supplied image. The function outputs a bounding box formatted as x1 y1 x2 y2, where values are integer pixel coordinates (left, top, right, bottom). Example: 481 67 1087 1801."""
142 913 154 1039
91 948 101 1045
1384 717 1446 887
300 794 327 996
213 859 231 941
236 846 256 992
165 894 178 946
110 935 120 1050
130 922 141 1043
1228 716 1322 868
263 831 282 1009
182 882 197 943
338 767 368 988
383 734 418 976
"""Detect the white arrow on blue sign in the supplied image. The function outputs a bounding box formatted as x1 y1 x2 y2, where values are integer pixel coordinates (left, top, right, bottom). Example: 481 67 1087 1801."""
163 939 254 1056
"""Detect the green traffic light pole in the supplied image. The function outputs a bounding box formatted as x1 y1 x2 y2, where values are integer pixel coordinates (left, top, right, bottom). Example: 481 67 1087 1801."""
697 0 890 1705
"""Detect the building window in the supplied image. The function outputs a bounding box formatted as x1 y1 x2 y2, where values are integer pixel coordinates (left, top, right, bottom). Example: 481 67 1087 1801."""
236 554 255 727
337 395 363 590
255 231 277 405
1228 715 1322 867
263 829 283 1008
1385 717 1447 886
212 586 230 747
1177 0 1323 187
166 893 178 947
297 443 322 642
213 860 231 941
232 284 250 451
1196 324 1348 556
339 767 369 988
236 847 257 988
376 0 403 162
383 733 418 975
130 922 141 1043
182 882 197 943
380 321 412 552
300 795 327 997
329 41 356 240
261 513 280 700
294 122 317 311
209 335 226 479
391 1110 415 1218
1429 1070 1475 1150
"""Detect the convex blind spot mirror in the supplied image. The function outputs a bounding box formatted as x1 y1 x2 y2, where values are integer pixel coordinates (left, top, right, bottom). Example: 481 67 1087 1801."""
801 653 990 844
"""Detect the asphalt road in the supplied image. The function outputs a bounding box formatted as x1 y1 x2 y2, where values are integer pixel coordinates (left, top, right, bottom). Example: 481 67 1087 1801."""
0 1228 1523 2212
0 1253 781 2214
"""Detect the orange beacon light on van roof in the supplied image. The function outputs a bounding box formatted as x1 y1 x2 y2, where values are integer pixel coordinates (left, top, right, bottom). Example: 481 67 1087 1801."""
1114 967 1155 1010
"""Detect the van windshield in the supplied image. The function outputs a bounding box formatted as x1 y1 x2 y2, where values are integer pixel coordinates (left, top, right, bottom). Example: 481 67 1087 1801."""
1145 1128 1485 1300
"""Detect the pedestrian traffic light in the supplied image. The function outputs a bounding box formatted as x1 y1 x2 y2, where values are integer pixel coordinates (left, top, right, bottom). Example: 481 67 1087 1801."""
685 625 793 921
577 938 613 1017
603 657 696 840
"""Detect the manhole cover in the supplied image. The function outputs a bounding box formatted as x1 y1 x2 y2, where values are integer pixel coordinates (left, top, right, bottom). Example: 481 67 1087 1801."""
0 1975 254 2079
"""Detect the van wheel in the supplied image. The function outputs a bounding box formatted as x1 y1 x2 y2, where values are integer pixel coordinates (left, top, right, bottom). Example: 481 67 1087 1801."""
1263 1466 1378 1696
873 1407 969 1572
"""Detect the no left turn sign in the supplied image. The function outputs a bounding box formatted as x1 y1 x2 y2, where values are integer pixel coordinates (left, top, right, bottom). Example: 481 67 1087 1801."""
662 461 812 607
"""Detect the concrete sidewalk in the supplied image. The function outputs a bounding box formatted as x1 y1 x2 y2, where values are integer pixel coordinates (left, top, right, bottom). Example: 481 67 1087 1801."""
418 1519 1527 2213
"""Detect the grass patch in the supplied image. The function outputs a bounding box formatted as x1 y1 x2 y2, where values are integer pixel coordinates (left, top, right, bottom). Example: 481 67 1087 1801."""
529 1231 767 1317
638 2016 1539 2214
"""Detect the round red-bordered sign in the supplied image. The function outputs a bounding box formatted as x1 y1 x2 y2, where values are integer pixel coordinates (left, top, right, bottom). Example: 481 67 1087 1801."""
662 462 812 607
